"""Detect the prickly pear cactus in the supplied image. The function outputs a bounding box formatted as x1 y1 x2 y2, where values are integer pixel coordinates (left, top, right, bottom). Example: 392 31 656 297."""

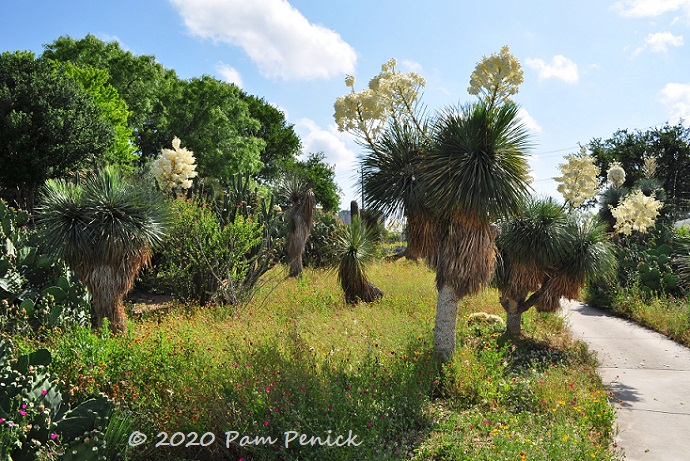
0 198 91 333
60 430 108 461
0 339 113 461
638 244 683 294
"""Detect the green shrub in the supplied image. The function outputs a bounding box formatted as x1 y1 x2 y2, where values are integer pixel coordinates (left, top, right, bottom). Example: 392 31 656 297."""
153 199 271 305
302 210 344 269
0 338 125 460
587 224 688 310
0 199 90 334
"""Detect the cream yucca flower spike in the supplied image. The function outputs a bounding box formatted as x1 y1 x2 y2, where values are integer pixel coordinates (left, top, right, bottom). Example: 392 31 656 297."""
468 45 524 107
334 58 425 147
151 136 198 192
643 156 657 178
610 189 662 235
607 162 626 188
554 149 600 208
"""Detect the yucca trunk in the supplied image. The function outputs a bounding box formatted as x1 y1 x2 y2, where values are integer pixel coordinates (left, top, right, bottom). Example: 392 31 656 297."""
287 189 315 277
433 215 498 361
433 285 460 362
500 262 542 336
501 295 523 336
78 251 151 334
340 272 384 304
405 209 438 263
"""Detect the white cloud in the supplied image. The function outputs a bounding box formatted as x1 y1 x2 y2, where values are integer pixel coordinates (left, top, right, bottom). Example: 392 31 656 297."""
295 119 359 203
400 59 424 74
635 31 684 54
296 119 357 171
613 0 690 18
216 62 243 87
517 108 543 134
169 0 357 80
661 82 690 123
525 55 579 84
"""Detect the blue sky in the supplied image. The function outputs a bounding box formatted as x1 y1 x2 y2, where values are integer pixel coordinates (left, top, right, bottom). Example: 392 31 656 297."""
2 0 690 208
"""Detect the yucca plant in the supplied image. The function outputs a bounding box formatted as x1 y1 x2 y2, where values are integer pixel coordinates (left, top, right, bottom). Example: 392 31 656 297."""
335 216 384 304
497 201 617 335
598 185 629 232
496 198 573 335
361 118 436 261
277 174 315 277
37 166 169 334
421 101 533 361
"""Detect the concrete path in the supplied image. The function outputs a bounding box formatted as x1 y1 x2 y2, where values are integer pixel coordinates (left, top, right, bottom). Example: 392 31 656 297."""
562 300 690 461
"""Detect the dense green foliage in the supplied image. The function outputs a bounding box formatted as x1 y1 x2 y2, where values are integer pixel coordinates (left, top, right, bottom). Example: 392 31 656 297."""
287 152 341 212
11 262 619 461
0 199 91 334
42 34 180 161
165 76 265 179
302 210 344 268
0 339 128 460
0 51 114 210
153 199 271 305
41 34 306 184
61 61 137 168
149 173 282 305
589 123 690 220
242 94 302 182
586 224 689 304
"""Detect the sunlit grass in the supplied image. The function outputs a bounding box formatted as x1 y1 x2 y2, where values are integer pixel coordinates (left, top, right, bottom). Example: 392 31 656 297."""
20 260 620 460
601 285 690 347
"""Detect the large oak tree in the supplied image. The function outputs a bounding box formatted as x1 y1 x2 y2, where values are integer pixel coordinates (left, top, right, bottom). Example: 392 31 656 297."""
0 51 113 210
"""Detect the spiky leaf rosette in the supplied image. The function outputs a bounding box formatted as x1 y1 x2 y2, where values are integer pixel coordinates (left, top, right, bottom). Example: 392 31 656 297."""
361 119 437 261
361 119 430 217
37 166 169 332
335 217 383 304
423 101 533 222
498 197 572 268
537 217 617 312
497 197 573 301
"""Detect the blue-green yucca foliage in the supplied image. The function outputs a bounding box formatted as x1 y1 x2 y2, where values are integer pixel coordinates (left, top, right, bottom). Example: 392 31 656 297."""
37 166 169 334
335 216 384 304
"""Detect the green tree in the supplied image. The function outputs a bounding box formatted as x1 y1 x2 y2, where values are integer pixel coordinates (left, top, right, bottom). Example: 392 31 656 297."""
422 101 532 361
165 76 265 179
0 51 114 210
43 34 179 160
37 167 169 334
589 123 690 220
44 35 268 178
496 198 617 335
288 152 341 212
60 61 136 169
242 93 302 181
